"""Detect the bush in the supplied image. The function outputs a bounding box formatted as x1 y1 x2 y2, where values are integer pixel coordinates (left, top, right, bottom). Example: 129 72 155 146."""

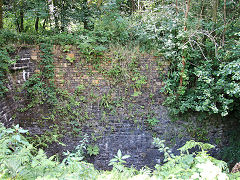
162 33 240 118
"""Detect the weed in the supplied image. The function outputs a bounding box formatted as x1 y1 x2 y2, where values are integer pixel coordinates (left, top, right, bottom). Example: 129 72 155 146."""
132 91 142 97
100 93 113 110
146 117 159 128
66 54 76 63
63 45 71 52
132 74 147 90
87 144 100 156
75 84 86 94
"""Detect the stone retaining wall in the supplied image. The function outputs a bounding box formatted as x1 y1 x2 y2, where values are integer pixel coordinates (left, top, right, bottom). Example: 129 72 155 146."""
0 45 225 170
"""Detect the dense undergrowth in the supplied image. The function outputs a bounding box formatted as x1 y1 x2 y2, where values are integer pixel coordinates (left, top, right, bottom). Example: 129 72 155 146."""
1 123 239 180
0 0 240 178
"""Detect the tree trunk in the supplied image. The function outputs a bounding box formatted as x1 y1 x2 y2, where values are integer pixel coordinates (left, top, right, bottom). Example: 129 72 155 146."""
222 0 226 47
20 9 24 32
176 0 178 14
16 15 20 32
48 0 54 27
82 0 91 30
200 0 207 53
0 0 3 29
35 16 39 32
130 0 136 13
180 0 191 88
97 0 103 7
60 2 66 32
52 0 59 31
43 18 47 29
212 0 219 23
83 20 89 30
200 0 205 19
183 0 191 31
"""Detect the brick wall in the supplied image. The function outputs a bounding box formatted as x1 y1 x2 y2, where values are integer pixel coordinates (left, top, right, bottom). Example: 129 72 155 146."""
0 47 37 127
0 45 225 170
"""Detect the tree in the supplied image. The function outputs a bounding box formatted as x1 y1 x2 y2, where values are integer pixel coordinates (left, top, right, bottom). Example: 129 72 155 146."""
176 0 178 14
179 0 191 87
10 0 27 32
29 0 49 32
0 0 3 29
222 0 226 46
212 0 219 23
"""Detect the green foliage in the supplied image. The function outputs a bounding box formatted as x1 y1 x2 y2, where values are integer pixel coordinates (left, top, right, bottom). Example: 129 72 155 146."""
185 124 209 142
75 84 86 95
0 124 98 179
0 30 17 97
77 37 107 56
63 45 71 52
107 64 123 80
22 42 57 109
63 134 89 163
162 33 240 118
87 144 100 156
27 126 64 149
94 9 131 45
100 93 113 110
101 150 139 180
0 123 33 179
0 124 236 179
221 128 240 166
66 54 76 63
146 117 159 128
0 48 15 97
153 138 175 162
153 138 229 179
139 7 237 119
132 74 147 90
108 149 131 172
132 91 142 97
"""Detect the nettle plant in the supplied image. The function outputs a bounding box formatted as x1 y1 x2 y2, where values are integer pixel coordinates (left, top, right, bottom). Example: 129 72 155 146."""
0 124 98 180
1 124 239 179
108 149 131 172
152 138 229 179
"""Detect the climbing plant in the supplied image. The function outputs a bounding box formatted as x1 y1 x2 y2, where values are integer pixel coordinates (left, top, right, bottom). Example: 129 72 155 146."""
22 42 57 110
0 48 13 97
0 31 17 97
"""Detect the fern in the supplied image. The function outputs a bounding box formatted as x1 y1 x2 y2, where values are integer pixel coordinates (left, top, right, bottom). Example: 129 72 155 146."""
178 140 215 154
0 124 232 179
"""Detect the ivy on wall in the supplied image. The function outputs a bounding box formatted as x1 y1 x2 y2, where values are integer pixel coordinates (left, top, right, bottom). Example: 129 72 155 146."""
22 42 57 110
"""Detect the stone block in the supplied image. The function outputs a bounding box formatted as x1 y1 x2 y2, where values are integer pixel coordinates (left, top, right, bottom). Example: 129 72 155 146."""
156 82 162 86
97 77 104 80
82 75 89 79
67 53 75 59
63 63 68 68
76 72 81 76
92 80 99 85
35 69 40 74
164 61 170 66
31 56 38 60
